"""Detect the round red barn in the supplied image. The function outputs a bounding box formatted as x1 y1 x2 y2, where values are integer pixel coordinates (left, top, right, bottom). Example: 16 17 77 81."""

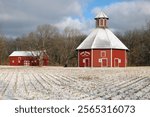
76 11 129 67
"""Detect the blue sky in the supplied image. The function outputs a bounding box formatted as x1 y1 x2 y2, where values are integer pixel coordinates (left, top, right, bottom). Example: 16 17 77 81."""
83 0 120 19
86 0 119 11
0 0 150 37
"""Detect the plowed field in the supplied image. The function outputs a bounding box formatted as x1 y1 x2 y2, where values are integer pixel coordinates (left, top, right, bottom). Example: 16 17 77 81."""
0 66 149 100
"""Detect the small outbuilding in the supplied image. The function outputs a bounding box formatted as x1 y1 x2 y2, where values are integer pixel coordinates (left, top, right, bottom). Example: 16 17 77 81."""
9 51 49 66
76 11 129 67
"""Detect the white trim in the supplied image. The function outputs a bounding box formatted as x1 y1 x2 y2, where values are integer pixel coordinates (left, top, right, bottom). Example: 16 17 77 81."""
91 49 93 67
18 57 21 64
110 49 112 67
84 58 90 67
78 50 79 67
24 60 30 66
80 51 90 56
18 57 21 61
98 58 102 63
101 58 108 67
125 50 127 67
101 51 106 57
114 58 120 67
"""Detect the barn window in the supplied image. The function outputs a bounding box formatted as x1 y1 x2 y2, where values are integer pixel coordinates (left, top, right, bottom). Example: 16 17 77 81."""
101 51 106 57
18 57 21 61
80 51 90 56
24 60 30 66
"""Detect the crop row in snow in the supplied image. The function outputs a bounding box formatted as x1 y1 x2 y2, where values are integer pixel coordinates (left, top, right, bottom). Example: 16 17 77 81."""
0 66 149 100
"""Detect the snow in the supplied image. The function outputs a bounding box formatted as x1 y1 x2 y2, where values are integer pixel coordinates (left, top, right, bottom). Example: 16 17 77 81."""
0 66 149 100
9 51 41 57
76 28 128 50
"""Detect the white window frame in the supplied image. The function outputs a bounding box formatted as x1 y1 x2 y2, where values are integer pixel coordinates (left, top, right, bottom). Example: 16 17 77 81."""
114 58 121 67
83 58 90 67
101 58 108 67
101 51 106 57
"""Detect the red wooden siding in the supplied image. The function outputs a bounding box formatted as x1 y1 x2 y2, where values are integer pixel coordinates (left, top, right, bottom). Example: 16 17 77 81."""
93 49 111 67
78 50 91 67
112 50 126 67
9 56 48 66
78 49 127 67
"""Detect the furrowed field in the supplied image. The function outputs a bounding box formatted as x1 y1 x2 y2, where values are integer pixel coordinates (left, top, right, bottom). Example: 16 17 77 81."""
0 66 149 100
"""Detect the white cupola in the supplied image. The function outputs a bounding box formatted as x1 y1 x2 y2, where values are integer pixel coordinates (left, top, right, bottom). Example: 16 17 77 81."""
95 11 109 28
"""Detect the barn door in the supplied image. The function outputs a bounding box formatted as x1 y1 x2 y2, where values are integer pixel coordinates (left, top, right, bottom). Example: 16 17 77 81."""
101 58 108 67
24 60 30 66
83 58 90 67
114 58 120 67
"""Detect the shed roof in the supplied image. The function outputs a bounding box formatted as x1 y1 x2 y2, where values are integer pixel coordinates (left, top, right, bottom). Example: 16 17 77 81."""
9 51 41 57
76 28 128 50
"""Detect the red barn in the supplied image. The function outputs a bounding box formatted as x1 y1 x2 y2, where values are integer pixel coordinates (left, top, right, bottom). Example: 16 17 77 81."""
76 11 129 67
9 51 49 66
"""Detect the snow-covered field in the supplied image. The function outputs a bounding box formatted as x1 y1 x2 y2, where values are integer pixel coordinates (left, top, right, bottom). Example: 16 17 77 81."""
0 66 149 100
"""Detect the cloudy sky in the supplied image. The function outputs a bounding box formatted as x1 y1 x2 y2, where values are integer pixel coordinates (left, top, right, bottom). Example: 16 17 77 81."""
0 0 150 37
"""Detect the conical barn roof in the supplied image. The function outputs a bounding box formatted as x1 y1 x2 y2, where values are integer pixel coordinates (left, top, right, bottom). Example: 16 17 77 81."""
95 11 109 19
77 28 128 50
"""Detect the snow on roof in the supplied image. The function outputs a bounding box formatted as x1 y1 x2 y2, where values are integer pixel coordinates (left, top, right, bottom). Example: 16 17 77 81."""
76 28 129 50
95 11 109 19
9 51 41 57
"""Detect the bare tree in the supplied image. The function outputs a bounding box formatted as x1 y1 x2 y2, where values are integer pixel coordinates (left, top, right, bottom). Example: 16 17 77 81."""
0 34 7 64
3 21 149 67
26 24 59 66
62 27 84 66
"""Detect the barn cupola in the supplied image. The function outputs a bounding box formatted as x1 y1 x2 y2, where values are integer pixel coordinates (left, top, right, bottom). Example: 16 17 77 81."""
95 11 109 28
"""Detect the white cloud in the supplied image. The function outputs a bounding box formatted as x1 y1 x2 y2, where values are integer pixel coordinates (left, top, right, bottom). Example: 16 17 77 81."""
55 17 83 30
54 17 94 35
92 1 150 33
0 0 84 37
1 0 150 37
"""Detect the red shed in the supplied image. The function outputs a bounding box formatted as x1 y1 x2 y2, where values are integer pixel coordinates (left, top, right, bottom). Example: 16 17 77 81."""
77 11 129 67
9 51 49 66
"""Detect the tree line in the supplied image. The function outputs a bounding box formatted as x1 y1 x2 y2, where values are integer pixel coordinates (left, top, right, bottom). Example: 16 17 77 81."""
0 25 86 66
0 23 149 66
117 22 150 66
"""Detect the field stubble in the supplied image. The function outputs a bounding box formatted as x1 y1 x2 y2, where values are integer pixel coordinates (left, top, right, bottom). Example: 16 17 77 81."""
0 66 149 100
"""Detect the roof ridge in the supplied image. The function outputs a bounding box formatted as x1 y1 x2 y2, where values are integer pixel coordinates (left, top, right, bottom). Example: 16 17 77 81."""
91 28 99 49
105 28 113 48
76 28 128 50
